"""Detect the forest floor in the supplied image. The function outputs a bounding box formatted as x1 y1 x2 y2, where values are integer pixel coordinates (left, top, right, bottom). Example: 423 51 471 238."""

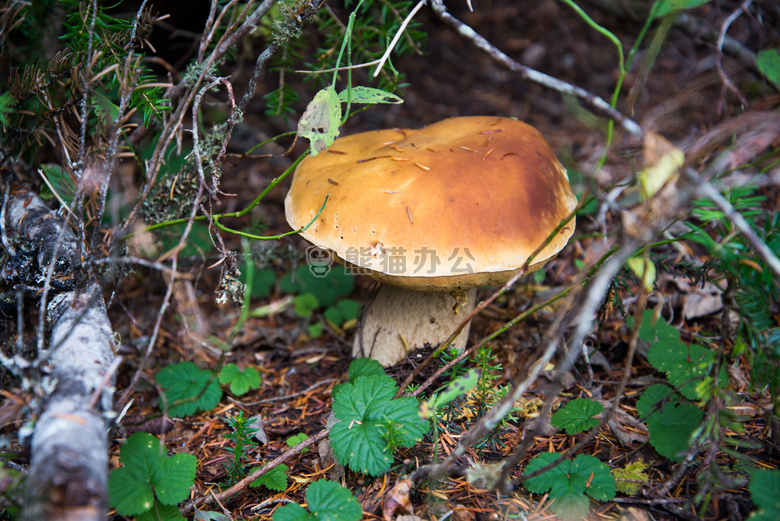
3 1 780 520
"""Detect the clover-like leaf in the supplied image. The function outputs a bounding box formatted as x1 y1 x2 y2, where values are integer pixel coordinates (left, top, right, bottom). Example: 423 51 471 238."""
156 362 221 418
250 464 289 492
218 364 261 396
330 369 428 476
273 480 361 521
551 398 604 435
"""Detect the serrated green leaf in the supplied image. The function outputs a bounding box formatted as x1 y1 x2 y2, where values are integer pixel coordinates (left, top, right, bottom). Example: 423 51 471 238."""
330 374 428 475
109 466 155 516
612 461 649 495
523 452 614 521
748 469 780 521
108 433 196 516
338 86 403 105
347 358 385 383
636 384 676 419
646 401 703 462
153 453 197 505
136 501 187 521
524 452 570 495
627 310 679 345
571 454 616 501
273 502 313 521
156 362 221 417
551 398 604 435
647 338 715 400
298 86 341 155
250 464 289 492
219 364 261 396
273 480 361 521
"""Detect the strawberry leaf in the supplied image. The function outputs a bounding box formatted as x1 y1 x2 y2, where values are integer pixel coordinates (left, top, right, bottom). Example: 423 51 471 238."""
551 398 604 434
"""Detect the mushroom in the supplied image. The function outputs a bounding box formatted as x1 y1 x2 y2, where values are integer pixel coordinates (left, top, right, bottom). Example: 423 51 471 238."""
285 116 577 366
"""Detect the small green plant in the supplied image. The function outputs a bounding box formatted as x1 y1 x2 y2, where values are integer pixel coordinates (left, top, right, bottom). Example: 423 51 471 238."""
272 479 362 521
156 362 222 418
636 384 703 462
612 460 650 495
747 469 780 521
551 398 604 435
250 464 289 492
218 364 261 396
523 452 616 521
330 358 428 476
108 433 196 520
223 411 259 485
286 433 310 453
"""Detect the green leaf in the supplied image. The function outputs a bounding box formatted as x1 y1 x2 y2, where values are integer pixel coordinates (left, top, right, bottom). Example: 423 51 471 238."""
653 0 711 18
298 85 342 155
419 369 480 419
308 322 324 338
338 86 403 105
136 501 187 521
636 384 675 419
324 299 361 327
571 454 616 501
348 358 385 383
646 401 703 462
647 337 715 400
156 362 222 417
612 461 649 495
281 266 354 307
551 398 604 435
524 453 615 521
756 49 780 90
108 433 196 516
194 509 232 521
273 480 362 521
294 293 319 318
0 91 13 127
748 469 780 521
153 453 198 505
330 374 428 475
250 464 289 492
219 364 261 396
286 433 310 453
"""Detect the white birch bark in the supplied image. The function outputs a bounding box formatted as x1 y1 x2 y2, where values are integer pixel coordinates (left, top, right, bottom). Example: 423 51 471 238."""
4 190 116 521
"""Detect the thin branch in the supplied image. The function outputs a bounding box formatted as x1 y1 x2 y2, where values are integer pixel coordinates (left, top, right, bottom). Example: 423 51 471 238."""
429 0 642 136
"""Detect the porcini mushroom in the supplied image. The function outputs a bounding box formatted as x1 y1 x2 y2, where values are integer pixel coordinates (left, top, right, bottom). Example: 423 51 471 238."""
285 116 577 366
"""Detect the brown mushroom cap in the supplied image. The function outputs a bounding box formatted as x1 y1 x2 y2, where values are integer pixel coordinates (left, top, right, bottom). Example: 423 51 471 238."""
285 116 577 291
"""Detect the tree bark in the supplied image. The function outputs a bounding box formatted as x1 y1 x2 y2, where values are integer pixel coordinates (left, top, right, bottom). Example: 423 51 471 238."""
3 189 116 521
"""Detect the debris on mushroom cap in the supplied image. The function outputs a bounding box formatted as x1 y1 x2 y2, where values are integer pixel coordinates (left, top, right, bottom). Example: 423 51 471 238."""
285 116 577 291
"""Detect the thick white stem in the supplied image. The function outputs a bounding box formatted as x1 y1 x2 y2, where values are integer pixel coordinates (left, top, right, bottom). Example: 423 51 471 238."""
353 285 476 366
